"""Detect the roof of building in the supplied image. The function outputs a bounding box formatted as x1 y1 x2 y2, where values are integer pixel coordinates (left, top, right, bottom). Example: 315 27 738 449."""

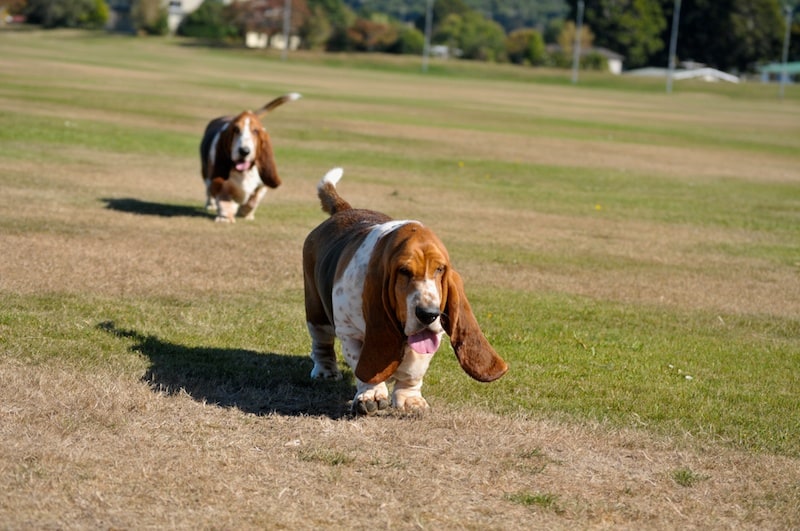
758 62 800 75
625 67 739 83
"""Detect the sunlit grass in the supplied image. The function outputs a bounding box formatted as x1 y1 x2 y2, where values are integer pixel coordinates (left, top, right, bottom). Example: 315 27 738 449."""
426 290 800 456
1 29 799 459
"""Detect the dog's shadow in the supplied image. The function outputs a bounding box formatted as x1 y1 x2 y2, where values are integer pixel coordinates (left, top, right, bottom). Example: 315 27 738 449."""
98 321 354 418
101 198 210 219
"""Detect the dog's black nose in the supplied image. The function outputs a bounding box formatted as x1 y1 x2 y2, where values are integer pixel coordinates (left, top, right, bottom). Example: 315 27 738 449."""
415 306 440 325
238 146 251 157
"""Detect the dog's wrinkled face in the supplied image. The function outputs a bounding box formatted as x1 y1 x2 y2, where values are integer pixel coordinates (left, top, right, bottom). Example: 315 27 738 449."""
229 112 262 172
389 225 450 355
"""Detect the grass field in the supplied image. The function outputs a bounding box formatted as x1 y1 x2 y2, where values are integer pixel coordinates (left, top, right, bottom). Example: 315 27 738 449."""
1 29 799 528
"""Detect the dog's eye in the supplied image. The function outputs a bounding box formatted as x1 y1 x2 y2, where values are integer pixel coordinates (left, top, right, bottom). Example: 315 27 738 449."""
232 126 241 135
435 265 445 276
398 266 412 278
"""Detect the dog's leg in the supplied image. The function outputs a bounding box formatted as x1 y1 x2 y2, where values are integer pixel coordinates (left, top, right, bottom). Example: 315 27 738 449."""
390 349 434 412
308 323 341 380
337 336 390 415
214 195 238 223
238 185 267 220
204 179 217 212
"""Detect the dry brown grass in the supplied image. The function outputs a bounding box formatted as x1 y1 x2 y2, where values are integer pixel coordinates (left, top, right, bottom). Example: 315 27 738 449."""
2 358 799 530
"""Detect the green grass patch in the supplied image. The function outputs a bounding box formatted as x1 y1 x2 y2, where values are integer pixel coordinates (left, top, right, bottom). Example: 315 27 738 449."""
442 162 800 236
426 290 800 457
505 491 562 512
297 447 356 466
3 289 798 456
0 111 195 158
672 468 708 487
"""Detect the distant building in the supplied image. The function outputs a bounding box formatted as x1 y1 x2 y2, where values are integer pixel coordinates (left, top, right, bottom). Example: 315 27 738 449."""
105 0 214 34
759 62 800 84
626 61 740 83
245 31 300 50
592 47 624 75
108 0 299 49
167 0 205 34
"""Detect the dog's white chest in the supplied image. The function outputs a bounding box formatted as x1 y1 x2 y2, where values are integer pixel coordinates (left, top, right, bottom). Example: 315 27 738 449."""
235 166 262 199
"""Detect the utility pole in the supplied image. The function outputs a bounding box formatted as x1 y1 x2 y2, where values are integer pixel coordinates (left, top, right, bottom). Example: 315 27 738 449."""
281 0 292 61
666 0 682 93
780 4 794 99
422 0 434 72
571 0 584 84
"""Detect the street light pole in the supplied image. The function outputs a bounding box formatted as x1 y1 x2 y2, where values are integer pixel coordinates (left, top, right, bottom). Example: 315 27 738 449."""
281 0 292 61
780 4 793 99
571 0 584 84
422 0 434 72
666 0 682 93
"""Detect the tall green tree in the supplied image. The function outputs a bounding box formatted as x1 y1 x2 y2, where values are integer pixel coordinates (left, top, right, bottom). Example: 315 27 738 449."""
342 0 569 32
656 0 785 72
435 10 507 60
305 0 355 50
464 0 568 32
347 14 398 51
567 0 666 68
506 28 546 65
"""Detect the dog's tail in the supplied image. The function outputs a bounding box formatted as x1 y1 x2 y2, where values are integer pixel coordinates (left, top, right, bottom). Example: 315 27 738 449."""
317 167 351 215
255 92 302 117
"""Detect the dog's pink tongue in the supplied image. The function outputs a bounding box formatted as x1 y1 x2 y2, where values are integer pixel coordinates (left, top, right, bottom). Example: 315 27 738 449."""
235 161 251 171
408 330 441 355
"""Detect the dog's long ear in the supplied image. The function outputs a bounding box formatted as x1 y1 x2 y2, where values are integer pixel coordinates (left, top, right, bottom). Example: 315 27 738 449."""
256 128 281 188
355 237 405 384
443 269 508 382
210 126 233 181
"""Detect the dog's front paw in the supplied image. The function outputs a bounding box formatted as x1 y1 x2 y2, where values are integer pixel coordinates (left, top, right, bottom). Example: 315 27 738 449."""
352 384 390 416
310 363 342 381
393 390 430 413
214 215 235 223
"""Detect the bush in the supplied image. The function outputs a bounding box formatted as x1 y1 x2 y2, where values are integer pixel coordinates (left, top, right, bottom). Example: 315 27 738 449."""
177 0 238 41
346 17 398 52
25 0 108 29
388 24 424 55
581 51 608 71
506 28 545 66
132 0 169 36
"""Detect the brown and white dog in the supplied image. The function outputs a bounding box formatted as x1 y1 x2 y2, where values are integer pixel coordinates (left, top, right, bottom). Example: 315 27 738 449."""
199 93 300 222
303 168 508 414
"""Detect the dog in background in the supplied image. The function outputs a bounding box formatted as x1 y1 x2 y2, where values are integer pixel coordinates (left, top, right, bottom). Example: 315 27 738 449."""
199 93 300 222
302 168 508 415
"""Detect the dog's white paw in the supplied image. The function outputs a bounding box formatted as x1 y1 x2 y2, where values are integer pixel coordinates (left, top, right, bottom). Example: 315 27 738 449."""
310 362 342 381
352 384 390 415
393 390 430 413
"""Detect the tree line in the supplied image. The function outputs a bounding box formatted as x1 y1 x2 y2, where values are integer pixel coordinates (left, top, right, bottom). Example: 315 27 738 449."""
9 0 800 73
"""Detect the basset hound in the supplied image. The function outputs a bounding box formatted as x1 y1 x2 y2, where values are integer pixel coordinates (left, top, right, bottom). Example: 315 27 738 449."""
303 168 508 415
199 93 300 222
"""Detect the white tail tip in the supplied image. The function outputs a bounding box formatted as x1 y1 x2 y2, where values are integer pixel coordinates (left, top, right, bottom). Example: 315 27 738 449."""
287 92 302 101
321 167 344 187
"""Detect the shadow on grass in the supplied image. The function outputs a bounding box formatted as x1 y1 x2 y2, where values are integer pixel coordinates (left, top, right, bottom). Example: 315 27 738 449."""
101 197 210 219
97 321 354 419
